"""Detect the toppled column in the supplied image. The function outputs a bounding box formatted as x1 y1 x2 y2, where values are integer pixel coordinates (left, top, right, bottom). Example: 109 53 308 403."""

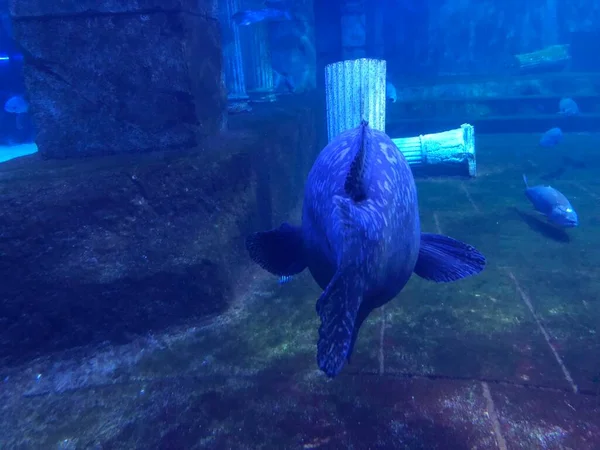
324 58 386 142
392 124 477 177
9 0 226 158
219 0 248 102
514 44 570 73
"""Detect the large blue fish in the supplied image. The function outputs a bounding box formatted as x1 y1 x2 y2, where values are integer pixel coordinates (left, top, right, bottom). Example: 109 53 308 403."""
522 175 578 228
246 121 486 378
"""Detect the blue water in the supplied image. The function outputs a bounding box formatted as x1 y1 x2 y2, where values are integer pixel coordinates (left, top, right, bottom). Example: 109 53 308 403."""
0 0 599 448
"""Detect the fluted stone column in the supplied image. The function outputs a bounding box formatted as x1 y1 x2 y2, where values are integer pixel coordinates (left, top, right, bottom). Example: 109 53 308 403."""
219 0 248 101
325 58 386 141
240 22 276 102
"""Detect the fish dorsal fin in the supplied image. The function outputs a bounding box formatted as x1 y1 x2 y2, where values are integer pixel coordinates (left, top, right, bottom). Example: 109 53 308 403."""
344 120 371 202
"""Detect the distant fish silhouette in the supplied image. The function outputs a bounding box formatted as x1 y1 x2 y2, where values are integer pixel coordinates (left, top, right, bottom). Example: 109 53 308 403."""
4 95 29 130
4 95 28 114
558 97 579 116
539 127 563 147
246 120 486 378
523 174 578 228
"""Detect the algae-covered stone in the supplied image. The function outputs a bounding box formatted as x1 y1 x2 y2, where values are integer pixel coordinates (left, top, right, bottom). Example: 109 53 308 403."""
9 0 225 158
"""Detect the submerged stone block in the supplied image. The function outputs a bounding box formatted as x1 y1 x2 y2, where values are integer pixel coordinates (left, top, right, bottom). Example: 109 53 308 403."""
8 0 225 158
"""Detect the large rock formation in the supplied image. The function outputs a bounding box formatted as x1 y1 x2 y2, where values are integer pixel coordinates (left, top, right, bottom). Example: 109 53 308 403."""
0 96 319 367
8 0 226 158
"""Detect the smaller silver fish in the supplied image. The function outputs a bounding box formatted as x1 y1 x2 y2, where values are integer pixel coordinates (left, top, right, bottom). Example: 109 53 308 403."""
523 174 578 228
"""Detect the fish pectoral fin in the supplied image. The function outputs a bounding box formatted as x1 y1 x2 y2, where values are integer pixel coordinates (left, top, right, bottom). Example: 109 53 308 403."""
245 222 306 276
414 233 486 282
316 268 362 378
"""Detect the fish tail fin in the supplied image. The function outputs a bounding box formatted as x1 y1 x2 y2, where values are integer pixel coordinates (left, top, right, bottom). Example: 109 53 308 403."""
316 266 362 377
246 222 306 276
523 174 529 188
